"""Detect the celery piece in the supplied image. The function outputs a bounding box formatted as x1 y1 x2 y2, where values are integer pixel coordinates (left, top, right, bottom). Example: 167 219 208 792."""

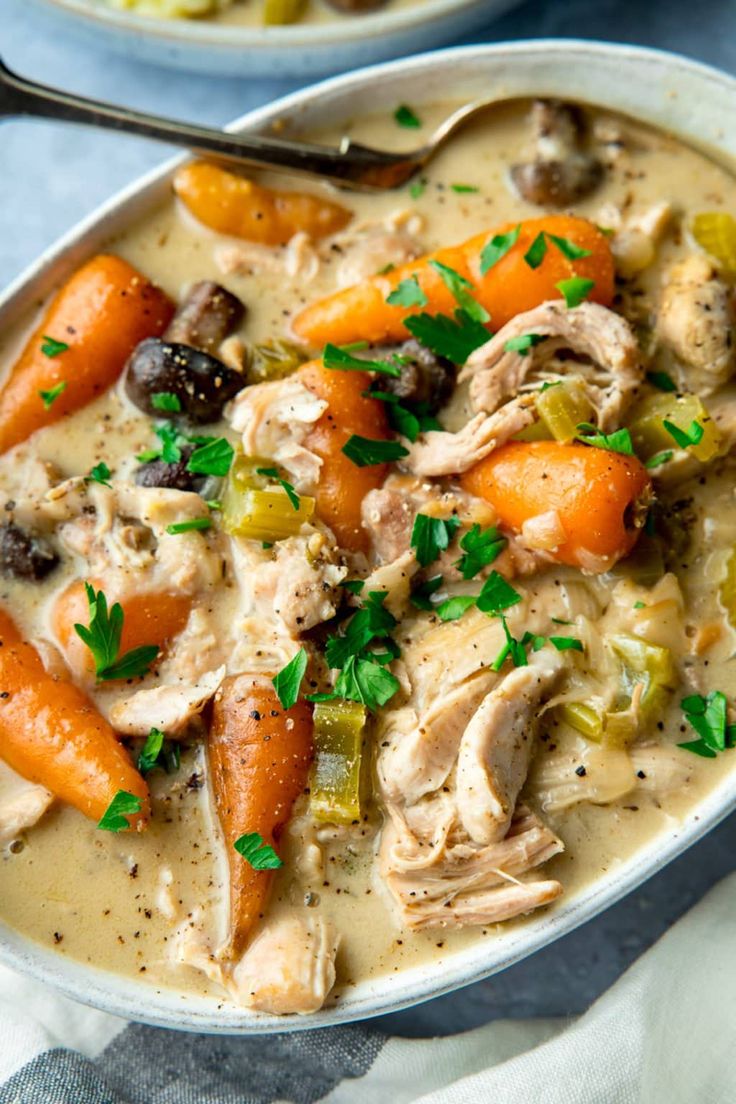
692 212 736 277
536 378 594 442
309 699 366 824
628 392 721 464
246 339 307 383
602 709 639 749
608 634 676 688
558 701 603 742
223 485 314 541
513 418 552 442
719 548 736 630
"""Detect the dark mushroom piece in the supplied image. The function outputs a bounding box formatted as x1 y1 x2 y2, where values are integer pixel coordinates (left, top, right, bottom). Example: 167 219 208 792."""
134 446 207 493
510 99 603 208
164 280 245 355
374 340 456 414
0 522 58 581
124 338 245 424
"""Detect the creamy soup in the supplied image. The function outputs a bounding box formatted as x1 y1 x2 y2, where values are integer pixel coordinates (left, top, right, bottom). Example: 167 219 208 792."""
101 0 421 28
0 99 735 1017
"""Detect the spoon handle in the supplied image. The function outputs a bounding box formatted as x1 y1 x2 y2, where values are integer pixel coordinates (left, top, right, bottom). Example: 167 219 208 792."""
0 58 413 190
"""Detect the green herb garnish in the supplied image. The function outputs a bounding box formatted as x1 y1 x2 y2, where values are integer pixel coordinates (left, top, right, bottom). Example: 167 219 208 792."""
409 179 426 200
73 583 159 682
646 370 677 393
549 636 584 652
491 615 528 670
480 225 520 275
386 276 428 309
645 450 674 469
523 232 548 269
41 335 69 358
678 691 736 758
410 513 461 567
323 342 403 379
410 574 443 611
234 832 283 870
342 579 365 595
428 260 490 324
98 790 143 833
186 437 234 477
256 466 300 510
39 381 67 409
455 523 506 579
576 422 634 456
404 309 489 364
503 334 546 357
272 647 308 710
435 594 477 622
547 234 592 261
137 727 164 775
342 436 409 467
451 183 479 193
394 104 422 128
556 277 596 309
663 419 705 450
151 391 182 413
86 461 112 488
166 517 213 535
476 571 522 614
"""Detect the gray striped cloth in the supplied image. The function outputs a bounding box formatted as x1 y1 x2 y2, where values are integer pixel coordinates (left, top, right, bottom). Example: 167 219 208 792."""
1 873 734 1103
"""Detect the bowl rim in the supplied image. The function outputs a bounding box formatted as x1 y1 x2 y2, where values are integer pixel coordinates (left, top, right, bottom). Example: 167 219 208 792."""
2 37 736 1034
32 0 492 48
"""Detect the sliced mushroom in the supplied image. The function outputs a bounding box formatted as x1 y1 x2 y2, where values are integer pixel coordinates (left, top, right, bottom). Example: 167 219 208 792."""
372 340 456 413
165 281 245 355
510 99 603 208
0 522 59 581
124 338 245 424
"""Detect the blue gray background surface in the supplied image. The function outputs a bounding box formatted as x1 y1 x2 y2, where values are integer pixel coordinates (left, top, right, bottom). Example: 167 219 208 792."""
1 0 735 1038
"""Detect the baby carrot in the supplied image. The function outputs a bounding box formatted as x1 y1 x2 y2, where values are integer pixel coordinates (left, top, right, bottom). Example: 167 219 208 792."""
292 215 614 348
0 254 173 454
299 359 390 553
461 440 651 572
208 677 313 959
0 608 148 827
174 161 352 246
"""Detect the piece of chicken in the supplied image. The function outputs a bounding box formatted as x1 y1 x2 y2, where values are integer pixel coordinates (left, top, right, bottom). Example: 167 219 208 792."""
656 254 736 394
0 760 53 845
109 666 226 736
456 647 564 844
230 913 339 1015
404 396 536 477
228 375 327 492
460 301 642 431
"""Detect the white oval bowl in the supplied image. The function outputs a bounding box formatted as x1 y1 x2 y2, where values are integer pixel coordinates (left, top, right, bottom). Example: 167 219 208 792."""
1 40 736 1034
26 0 514 78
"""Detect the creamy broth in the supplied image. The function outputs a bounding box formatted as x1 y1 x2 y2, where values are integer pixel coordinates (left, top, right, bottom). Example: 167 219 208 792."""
0 100 735 1014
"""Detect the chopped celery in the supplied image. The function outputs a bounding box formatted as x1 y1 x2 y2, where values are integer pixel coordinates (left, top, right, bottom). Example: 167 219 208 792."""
513 418 552 442
608 634 676 689
263 0 308 23
720 548 736 629
692 212 736 277
309 699 366 824
628 392 721 464
246 340 307 383
536 377 594 442
222 453 314 540
558 701 603 742
602 709 638 748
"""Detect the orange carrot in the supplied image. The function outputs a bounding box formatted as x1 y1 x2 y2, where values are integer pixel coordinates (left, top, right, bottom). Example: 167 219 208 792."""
208 677 313 958
299 359 390 553
0 608 148 827
173 161 352 246
52 581 191 682
461 441 651 571
292 215 614 349
0 254 173 455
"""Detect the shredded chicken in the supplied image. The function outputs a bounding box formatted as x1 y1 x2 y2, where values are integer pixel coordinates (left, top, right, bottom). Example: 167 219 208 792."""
109 665 226 736
228 375 326 492
0 761 53 845
460 302 642 431
456 648 564 844
230 914 339 1015
610 201 674 279
404 396 536 477
330 208 424 288
656 254 736 394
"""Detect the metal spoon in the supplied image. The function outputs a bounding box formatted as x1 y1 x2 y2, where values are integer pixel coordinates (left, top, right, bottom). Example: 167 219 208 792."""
0 57 492 191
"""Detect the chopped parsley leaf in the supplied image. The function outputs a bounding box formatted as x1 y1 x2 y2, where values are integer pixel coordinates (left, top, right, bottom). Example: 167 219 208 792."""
365 391 440 442
86 461 112 488
342 579 365 595
476 571 522 614
272 647 308 710
576 422 634 456
480 225 520 275
556 277 596 309
428 260 490 324
633 601 646 610
551 616 573 625
166 517 212 535
333 654 400 711
404 309 489 364
151 391 182 413
137 727 164 775
394 104 421 128
39 381 67 409
40 335 69 358
663 419 705 450
549 636 584 652
455 523 506 579
411 513 461 567
491 615 528 671
523 232 548 269
547 234 592 261
325 591 396 671
98 791 142 833
256 466 300 510
386 276 429 309
409 179 426 200
323 342 403 378
504 333 546 357
234 832 282 870
186 437 234 477
451 183 479 193
342 435 409 467
678 691 735 758
646 370 677 393
435 594 476 622
73 582 159 682
645 450 674 469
